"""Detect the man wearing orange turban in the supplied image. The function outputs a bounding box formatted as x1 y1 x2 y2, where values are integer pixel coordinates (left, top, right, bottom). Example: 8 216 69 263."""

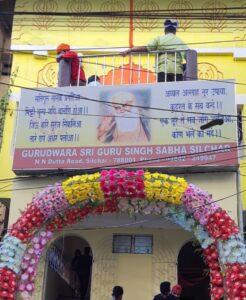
56 43 86 86
56 43 70 53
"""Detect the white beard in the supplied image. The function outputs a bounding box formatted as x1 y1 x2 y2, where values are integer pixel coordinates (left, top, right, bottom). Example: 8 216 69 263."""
115 107 140 132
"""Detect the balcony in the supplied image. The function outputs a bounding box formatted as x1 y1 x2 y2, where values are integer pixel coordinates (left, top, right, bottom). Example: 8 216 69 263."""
12 47 238 174
57 50 198 87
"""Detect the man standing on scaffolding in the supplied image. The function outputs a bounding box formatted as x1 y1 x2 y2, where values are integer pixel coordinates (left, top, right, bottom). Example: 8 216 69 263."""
122 19 188 82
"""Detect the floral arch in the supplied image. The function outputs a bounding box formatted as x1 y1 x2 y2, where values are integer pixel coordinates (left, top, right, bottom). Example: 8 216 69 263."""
0 170 245 300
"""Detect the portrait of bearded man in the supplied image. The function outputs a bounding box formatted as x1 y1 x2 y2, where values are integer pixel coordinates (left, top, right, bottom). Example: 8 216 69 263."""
97 91 151 144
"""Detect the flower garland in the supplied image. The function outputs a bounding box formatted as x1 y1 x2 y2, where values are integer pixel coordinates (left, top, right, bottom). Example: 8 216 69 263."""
224 263 246 299
182 184 219 225
0 235 26 274
0 170 245 300
144 172 187 204
203 244 224 300
32 183 69 220
205 209 239 240
0 268 17 299
62 173 103 205
101 169 145 199
10 204 44 243
117 198 168 216
0 235 26 299
18 231 53 295
218 234 246 265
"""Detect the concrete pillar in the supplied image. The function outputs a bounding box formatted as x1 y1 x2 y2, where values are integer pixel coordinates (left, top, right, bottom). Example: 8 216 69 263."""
58 59 71 87
184 50 197 81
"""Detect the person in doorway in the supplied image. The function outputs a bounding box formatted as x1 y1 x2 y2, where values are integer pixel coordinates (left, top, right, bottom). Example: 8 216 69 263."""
56 43 86 86
97 91 150 144
112 286 124 300
169 284 182 299
88 75 102 86
153 281 171 300
71 247 93 300
122 19 188 82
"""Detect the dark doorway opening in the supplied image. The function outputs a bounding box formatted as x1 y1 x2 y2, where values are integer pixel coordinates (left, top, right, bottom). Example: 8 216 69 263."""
178 241 210 300
44 235 93 300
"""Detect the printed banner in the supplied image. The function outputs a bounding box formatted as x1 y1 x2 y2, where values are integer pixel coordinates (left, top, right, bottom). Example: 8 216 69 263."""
13 81 237 172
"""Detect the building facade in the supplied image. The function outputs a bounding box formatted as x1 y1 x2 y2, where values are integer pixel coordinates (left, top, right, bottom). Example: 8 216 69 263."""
0 1 245 300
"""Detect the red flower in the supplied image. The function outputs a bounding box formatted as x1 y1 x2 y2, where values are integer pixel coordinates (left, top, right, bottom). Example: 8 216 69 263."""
0 268 17 300
205 209 238 241
203 244 224 300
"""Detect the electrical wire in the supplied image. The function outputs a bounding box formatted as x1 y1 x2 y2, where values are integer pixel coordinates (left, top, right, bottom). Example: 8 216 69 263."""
0 58 242 184
1 38 246 54
4 72 237 124
3 11 246 21
0 146 243 186
0 80 243 118
0 85 240 186
0 74 242 186
4 8 246 14
0 143 242 192
10 6 246 13
0 186 244 237
10 19 246 29
0 8 245 242
0 77 241 184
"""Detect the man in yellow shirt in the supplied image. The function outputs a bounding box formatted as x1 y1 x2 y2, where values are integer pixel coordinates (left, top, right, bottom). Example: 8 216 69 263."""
122 19 188 82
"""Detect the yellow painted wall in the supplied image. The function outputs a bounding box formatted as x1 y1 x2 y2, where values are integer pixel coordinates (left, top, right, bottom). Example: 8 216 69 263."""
12 0 246 47
0 2 243 299
0 101 16 199
0 0 245 224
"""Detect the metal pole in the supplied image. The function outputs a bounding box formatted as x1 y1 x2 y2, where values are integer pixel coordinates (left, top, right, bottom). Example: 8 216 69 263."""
138 53 141 84
112 56 115 85
156 52 159 83
95 56 98 80
164 52 167 82
77 55 81 86
86 57 90 85
174 52 177 82
130 54 133 84
121 56 124 84
147 53 150 84
102 56 106 85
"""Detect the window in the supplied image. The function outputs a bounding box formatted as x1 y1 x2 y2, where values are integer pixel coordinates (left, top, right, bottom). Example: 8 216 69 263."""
134 235 153 254
113 235 132 253
113 234 153 254
0 53 12 76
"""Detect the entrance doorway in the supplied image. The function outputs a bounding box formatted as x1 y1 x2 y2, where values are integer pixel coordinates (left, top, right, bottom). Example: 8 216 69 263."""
43 235 93 300
178 241 210 300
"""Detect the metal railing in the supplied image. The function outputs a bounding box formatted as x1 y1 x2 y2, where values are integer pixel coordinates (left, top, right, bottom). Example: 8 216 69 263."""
47 245 81 296
58 50 197 87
